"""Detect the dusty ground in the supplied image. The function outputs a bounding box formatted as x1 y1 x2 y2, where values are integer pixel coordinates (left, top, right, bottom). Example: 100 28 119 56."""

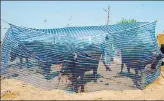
1 60 164 100
1 59 136 91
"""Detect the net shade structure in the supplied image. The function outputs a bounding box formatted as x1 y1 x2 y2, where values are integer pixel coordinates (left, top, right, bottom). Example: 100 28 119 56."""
1 21 164 93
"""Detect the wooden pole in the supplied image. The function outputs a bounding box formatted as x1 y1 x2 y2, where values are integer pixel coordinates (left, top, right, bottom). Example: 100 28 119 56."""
103 6 110 25
107 6 110 25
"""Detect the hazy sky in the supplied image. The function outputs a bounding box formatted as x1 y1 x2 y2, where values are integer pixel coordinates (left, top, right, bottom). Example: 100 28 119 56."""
1 1 164 41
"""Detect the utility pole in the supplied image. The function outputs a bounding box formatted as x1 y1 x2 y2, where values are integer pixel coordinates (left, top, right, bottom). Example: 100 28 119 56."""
103 6 110 25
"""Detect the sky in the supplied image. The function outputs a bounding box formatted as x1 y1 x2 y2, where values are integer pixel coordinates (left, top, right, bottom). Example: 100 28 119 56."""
1 1 164 41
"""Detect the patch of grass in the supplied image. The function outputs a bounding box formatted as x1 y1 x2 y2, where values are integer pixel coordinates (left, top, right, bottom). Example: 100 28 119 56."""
1 91 19 100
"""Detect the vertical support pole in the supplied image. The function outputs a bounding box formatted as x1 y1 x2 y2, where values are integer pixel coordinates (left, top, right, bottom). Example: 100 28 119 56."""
140 69 146 90
107 6 110 25
134 69 139 88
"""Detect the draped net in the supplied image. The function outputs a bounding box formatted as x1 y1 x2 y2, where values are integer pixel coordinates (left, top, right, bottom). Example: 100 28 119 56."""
1 21 163 92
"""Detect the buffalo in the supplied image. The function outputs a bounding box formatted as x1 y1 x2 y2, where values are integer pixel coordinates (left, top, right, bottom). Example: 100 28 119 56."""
160 44 164 66
103 33 164 89
58 44 111 93
10 43 32 68
119 44 164 88
120 44 164 73
9 41 66 79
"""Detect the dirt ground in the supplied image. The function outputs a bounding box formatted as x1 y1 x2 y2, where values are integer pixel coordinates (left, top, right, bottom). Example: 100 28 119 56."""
1 59 136 91
1 60 164 100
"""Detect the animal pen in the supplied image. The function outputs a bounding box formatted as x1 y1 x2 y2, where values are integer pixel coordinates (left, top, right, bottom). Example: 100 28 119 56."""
1 21 164 93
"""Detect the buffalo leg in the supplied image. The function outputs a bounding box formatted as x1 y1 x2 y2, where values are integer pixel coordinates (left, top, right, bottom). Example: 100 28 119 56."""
25 58 29 68
93 68 97 82
71 74 79 93
121 63 124 73
81 84 85 92
80 75 85 92
127 67 130 73
71 82 78 93
20 57 23 69
74 85 79 93
103 61 111 71
80 77 85 92
73 81 79 93
43 62 51 80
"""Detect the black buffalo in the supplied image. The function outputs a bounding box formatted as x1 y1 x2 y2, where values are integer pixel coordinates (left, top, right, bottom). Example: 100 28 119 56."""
160 44 164 66
119 44 164 88
103 33 164 89
10 43 32 68
9 41 66 79
59 44 111 93
120 44 164 73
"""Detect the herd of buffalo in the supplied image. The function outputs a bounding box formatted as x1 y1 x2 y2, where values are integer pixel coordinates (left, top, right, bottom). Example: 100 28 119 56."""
9 38 164 93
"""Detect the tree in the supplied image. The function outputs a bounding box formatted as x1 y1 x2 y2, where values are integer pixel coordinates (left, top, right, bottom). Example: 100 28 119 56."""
117 18 136 24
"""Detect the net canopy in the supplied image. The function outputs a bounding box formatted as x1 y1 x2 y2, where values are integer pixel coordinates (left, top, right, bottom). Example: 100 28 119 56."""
1 21 164 92
1 21 163 73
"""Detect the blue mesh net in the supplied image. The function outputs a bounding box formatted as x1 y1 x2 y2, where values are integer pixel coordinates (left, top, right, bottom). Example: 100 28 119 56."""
1 21 163 92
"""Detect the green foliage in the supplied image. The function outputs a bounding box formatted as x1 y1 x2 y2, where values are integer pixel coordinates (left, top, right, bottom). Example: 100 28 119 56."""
117 18 136 24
